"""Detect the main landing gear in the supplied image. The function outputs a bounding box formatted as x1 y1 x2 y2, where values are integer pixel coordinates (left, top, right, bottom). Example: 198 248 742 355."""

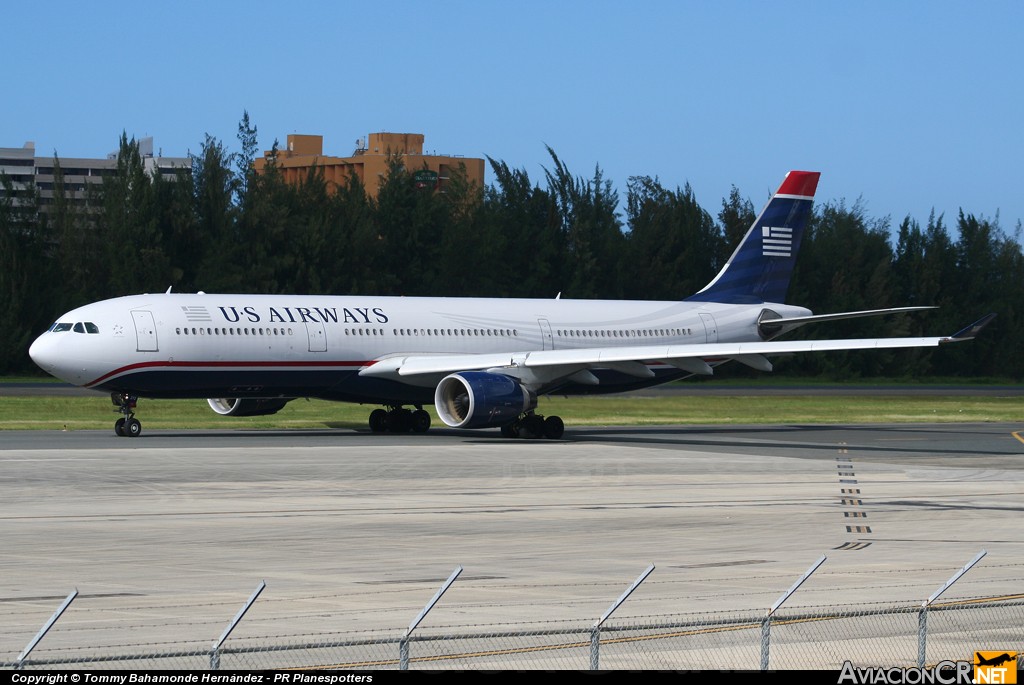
368 405 431 434
501 412 564 440
111 392 142 438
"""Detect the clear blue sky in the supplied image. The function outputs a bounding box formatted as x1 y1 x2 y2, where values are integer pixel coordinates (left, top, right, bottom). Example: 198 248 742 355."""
6 1 1022 235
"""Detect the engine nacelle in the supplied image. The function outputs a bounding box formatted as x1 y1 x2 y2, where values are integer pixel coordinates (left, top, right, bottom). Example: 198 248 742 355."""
434 372 537 429
207 398 292 417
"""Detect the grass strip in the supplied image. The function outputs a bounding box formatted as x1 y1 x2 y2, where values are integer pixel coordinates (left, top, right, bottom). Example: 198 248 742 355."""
1 394 1021 431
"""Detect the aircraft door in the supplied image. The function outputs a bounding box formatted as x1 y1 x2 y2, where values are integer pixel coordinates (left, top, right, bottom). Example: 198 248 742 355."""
131 310 159 352
699 312 718 343
305 320 327 352
538 318 554 350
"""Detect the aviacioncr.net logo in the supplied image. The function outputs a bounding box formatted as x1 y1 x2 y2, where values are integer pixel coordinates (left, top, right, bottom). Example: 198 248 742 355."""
838 660 972 684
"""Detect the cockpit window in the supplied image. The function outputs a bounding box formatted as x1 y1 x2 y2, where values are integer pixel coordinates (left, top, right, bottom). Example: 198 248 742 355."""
51 323 73 332
85 322 99 334
73 322 85 333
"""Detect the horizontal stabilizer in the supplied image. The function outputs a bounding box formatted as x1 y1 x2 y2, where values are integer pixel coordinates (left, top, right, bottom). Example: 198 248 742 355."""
764 306 938 329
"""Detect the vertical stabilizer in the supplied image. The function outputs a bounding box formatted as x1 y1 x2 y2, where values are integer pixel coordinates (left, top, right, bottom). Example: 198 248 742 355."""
687 170 820 304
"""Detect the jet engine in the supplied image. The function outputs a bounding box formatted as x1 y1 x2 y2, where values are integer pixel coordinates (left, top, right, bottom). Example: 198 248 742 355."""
206 398 293 417
434 372 536 429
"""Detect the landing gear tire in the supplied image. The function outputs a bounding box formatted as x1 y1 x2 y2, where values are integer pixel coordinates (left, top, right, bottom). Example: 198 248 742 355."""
112 392 141 438
520 414 545 439
503 413 564 440
411 409 431 433
369 409 388 433
543 415 565 440
368 406 430 434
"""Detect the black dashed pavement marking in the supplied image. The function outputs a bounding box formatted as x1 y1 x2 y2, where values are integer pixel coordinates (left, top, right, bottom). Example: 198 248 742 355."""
834 445 872 547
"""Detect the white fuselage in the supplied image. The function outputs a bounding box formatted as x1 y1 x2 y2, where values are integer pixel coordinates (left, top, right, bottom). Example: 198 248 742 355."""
28 293 810 403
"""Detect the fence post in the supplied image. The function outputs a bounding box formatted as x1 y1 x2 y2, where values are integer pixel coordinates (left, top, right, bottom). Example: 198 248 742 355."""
210 580 266 671
761 555 826 671
398 637 410 670
15 589 78 670
917 550 986 667
759 615 772 671
589 626 601 670
917 608 928 668
400 566 462 671
590 564 655 671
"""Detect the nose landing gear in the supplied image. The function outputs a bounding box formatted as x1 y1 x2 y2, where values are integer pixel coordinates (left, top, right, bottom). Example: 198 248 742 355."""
112 392 142 437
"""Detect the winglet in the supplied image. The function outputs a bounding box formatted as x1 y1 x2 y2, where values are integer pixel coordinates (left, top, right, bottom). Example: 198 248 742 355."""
948 313 997 341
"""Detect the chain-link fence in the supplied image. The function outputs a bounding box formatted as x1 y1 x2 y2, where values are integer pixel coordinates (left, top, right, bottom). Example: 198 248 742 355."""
4 598 1022 671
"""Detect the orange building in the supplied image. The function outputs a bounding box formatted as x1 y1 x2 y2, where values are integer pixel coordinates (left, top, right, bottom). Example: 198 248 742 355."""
254 132 485 198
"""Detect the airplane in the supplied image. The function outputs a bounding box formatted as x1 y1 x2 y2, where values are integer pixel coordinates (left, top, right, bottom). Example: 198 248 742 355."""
975 653 1016 668
28 170 994 439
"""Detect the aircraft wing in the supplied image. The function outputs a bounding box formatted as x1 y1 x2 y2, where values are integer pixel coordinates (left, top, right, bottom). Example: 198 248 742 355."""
361 314 996 383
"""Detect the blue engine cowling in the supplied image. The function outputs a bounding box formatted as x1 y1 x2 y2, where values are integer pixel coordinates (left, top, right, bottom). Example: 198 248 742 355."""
434 372 537 429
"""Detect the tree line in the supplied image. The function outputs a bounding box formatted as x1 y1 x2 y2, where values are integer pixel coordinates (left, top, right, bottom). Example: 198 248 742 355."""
2 115 1022 378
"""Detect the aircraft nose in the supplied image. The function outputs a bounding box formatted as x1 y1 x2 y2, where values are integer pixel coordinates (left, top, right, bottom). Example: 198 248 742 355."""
29 333 56 372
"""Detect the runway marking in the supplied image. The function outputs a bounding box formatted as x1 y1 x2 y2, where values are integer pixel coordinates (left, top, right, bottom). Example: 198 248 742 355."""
1012 431 1024 445
836 443 872 547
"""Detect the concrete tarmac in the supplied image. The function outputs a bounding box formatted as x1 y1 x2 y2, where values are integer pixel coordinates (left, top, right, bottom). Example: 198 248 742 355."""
1 423 1023 658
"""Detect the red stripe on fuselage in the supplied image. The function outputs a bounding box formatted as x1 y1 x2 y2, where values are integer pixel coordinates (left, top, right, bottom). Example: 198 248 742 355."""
84 359 375 388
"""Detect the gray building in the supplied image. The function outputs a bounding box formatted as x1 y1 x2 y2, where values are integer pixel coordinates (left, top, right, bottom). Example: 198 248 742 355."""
0 137 190 211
